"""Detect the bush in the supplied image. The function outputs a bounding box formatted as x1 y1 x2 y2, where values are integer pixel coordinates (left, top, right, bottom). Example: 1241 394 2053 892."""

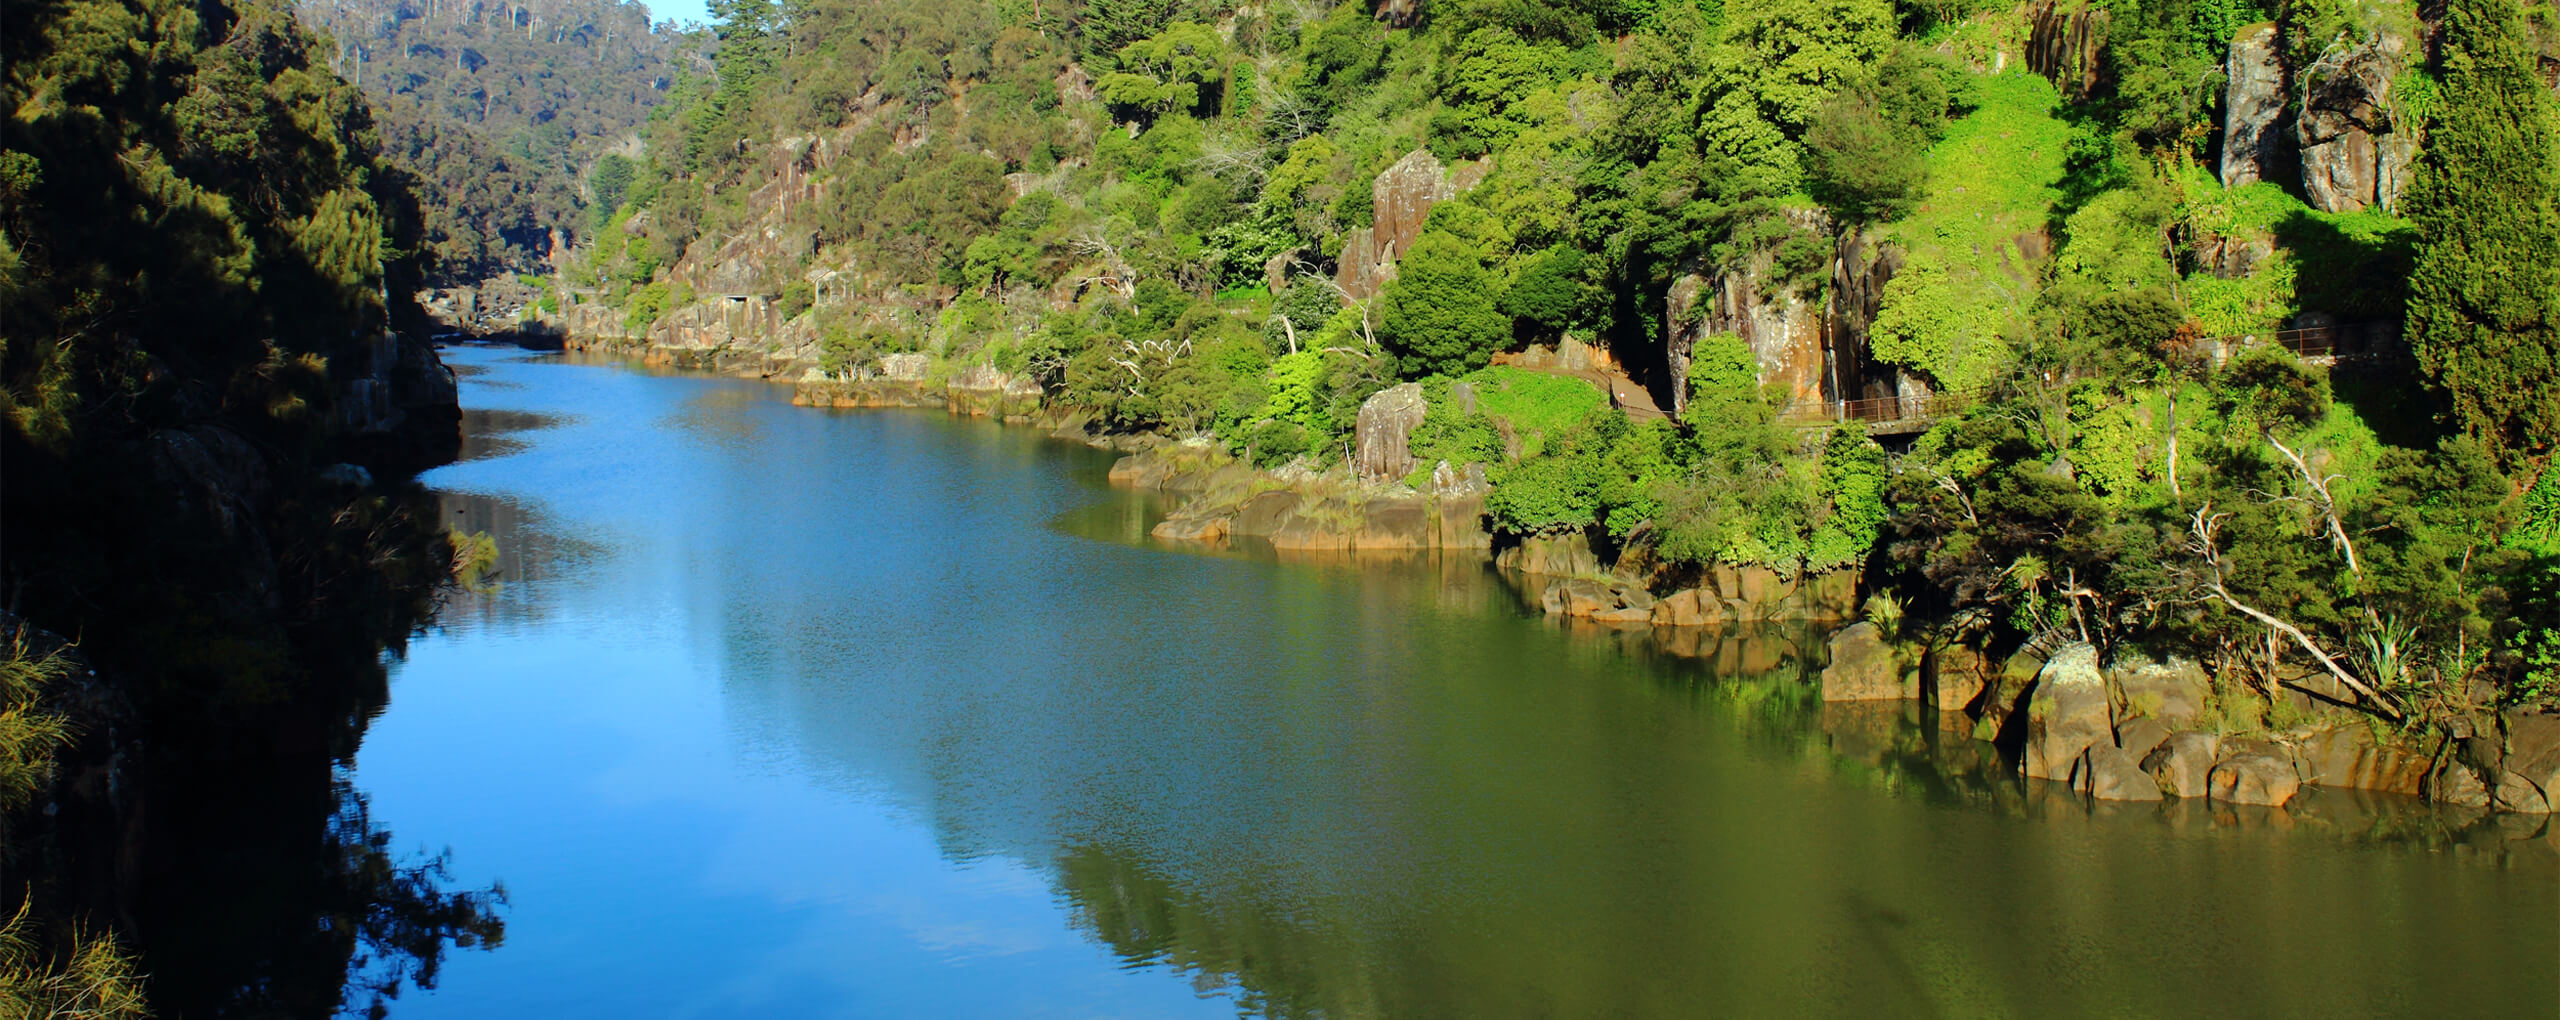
1380 231 1508 376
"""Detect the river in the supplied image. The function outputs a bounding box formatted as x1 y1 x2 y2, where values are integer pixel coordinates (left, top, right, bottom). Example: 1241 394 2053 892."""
356 345 2557 1017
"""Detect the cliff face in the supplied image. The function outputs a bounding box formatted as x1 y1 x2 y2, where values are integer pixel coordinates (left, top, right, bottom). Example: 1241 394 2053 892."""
2295 31 2418 213
1663 209 1878 416
1333 149 1492 301
3 0 477 1005
2213 21 2420 211
2221 24 2290 188
2024 0 2111 99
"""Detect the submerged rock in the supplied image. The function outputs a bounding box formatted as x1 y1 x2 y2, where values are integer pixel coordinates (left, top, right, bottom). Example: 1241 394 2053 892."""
2209 755 2302 807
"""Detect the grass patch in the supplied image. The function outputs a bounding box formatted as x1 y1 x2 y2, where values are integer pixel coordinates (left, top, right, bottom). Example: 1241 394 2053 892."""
1871 71 2073 390
1459 364 1606 458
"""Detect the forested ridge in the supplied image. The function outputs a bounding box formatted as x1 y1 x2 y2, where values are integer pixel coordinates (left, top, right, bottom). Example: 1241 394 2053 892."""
2 0 498 1012
293 0 694 281
555 0 2560 729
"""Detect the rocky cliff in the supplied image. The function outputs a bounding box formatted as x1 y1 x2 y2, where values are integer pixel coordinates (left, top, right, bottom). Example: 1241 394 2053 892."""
2215 20 2420 211
1663 208 1895 417
1333 149 1492 301
2220 24 2289 188
2295 30 2420 213
2023 0 2111 99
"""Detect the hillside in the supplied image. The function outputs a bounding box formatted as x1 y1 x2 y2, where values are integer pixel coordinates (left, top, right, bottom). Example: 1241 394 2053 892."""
544 0 2560 725
294 0 695 281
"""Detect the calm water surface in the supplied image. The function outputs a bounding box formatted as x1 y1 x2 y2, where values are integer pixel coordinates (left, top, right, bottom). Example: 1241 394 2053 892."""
361 346 2559 1018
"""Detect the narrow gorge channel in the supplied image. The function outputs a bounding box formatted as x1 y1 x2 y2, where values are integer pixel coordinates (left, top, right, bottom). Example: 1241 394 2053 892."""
362 345 2557 1017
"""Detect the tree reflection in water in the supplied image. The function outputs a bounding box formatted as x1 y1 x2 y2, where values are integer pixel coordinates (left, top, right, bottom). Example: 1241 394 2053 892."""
330 779 506 1020
139 763 505 1020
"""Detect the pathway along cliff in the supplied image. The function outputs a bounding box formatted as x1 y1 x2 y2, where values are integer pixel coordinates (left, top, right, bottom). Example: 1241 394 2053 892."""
341 343 2558 1017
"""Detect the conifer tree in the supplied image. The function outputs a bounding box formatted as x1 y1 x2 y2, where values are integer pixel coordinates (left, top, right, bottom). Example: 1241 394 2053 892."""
2404 0 2560 464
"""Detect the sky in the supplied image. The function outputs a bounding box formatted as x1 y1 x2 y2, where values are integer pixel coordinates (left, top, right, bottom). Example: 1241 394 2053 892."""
641 0 711 29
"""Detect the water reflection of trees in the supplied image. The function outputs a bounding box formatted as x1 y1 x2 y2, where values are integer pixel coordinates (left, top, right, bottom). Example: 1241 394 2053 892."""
1052 843 1363 1020
88 485 514 1018
139 766 506 1020
1030 614 2553 1019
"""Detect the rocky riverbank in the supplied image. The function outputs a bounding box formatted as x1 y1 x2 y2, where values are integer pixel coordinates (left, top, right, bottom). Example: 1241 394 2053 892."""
525 333 2558 832
1817 624 2560 818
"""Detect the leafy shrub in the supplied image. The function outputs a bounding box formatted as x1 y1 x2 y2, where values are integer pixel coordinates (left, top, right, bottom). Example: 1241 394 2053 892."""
1381 231 1508 376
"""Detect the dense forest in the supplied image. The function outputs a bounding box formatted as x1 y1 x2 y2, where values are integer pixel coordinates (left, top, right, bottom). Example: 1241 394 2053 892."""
561 0 2560 727
294 0 693 280
1 0 496 1013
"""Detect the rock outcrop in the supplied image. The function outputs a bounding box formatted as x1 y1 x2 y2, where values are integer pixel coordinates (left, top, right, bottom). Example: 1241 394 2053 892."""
2220 23 2287 188
1820 622 1913 702
2296 32 2416 213
2291 722 2429 795
1824 229 1904 408
2503 713 2560 808
336 331 462 474
2025 644 2112 782
2145 731 2222 798
2108 655 2212 731
1925 643 1993 714
2209 755 2303 806
2079 743 2164 801
1663 206 1834 416
1648 588 1725 628
1115 444 1493 556
1355 383 1428 482
1542 578 1656 624
1334 150 1491 300
1498 532 1602 577
2024 0 2111 99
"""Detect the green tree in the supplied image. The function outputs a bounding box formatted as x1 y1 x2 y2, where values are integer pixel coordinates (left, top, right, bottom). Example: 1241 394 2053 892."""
2403 0 2560 464
1094 23 1228 121
1802 45 1954 223
1694 0 1896 192
1381 231 1510 376
1500 245 1590 336
1430 26 1567 158
590 154 638 220
1803 93 1926 223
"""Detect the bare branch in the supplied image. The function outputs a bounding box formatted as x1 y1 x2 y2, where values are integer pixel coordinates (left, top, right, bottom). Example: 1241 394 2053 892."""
2189 503 2404 720
2264 431 2365 581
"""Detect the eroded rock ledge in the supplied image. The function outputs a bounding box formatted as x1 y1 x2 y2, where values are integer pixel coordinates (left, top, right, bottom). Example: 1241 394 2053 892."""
1817 630 2560 818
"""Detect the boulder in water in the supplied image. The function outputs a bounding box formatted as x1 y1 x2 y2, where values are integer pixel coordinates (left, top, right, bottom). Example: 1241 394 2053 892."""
2025 644 2111 781
1820 623 1911 702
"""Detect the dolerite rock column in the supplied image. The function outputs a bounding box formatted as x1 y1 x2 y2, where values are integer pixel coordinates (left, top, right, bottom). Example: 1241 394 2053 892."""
1354 383 1428 483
